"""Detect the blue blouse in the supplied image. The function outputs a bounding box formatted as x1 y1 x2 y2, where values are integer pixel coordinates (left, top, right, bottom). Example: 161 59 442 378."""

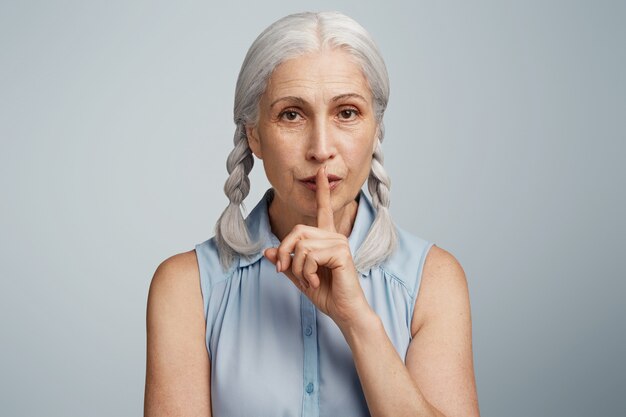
195 189 434 417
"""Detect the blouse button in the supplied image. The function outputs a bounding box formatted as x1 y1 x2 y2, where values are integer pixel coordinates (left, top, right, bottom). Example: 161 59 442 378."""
306 383 314 394
305 326 313 336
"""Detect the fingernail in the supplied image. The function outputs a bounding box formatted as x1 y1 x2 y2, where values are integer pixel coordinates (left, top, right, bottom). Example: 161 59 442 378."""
276 260 281 273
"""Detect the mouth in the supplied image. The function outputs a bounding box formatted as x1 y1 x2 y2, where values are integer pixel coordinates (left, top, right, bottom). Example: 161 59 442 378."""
298 174 342 191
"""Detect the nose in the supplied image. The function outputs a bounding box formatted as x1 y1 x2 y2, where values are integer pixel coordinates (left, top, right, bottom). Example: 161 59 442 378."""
305 119 336 162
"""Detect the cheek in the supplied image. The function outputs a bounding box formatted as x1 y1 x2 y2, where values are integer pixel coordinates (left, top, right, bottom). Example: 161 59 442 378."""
345 148 373 177
348 136 375 162
260 145 298 181
257 131 301 166
265 145 298 167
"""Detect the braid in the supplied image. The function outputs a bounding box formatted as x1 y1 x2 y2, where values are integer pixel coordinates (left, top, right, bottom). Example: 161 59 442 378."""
367 140 391 209
214 124 263 270
354 138 398 272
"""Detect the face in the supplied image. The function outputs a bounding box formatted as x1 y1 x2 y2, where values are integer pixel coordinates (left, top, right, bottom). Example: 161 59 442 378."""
246 48 379 226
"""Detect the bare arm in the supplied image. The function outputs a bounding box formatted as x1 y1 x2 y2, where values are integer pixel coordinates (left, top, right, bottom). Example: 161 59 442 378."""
144 250 212 417
264 168 479 416
339 245 480 417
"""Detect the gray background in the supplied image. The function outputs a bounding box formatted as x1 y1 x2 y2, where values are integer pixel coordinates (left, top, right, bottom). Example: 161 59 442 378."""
1 0 624 416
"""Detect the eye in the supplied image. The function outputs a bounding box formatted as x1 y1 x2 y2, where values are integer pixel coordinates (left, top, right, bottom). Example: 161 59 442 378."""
338 108 359 120
279 110 302 122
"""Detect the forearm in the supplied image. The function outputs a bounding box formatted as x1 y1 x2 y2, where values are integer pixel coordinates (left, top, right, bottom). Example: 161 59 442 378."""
339 308 445 417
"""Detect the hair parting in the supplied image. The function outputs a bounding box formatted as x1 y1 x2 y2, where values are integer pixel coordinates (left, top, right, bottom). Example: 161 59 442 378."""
214 11 397 272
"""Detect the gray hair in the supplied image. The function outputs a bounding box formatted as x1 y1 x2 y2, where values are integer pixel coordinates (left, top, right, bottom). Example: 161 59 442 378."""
214 11 397 272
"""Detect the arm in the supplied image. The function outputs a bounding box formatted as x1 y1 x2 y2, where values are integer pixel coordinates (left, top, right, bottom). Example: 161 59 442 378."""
339 246 480 417
264 168 479 416
144 250 212 417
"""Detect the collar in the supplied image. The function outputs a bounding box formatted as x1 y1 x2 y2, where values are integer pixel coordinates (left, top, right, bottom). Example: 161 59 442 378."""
238 188 376 268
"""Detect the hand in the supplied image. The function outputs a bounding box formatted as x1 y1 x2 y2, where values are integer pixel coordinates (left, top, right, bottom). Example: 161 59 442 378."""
264 166 371 328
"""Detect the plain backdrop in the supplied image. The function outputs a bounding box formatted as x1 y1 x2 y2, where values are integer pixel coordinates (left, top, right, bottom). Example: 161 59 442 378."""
1 1 625 416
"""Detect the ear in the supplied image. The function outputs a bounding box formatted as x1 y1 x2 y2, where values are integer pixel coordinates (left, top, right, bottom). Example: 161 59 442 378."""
246 124 263 159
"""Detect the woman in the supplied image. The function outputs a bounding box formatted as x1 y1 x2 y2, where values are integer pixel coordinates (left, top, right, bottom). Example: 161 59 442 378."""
145 11 480 417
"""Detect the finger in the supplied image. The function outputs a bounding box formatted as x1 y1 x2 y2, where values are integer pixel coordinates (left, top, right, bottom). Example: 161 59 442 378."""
277 237 298 273
264 247 279 268
275 224 332 272
316 165 335 231
303 254 321 289
305 241 353 272
288 237 327 282
277 262 310 291
294 238 352 288
290 240 307 284
265 247 290 276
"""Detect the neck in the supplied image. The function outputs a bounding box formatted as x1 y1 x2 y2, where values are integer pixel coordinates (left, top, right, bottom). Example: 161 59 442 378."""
268 191 360 241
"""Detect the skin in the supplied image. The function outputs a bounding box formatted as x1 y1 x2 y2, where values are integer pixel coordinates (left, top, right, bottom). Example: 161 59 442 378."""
246 49 379 241
144 48 480 417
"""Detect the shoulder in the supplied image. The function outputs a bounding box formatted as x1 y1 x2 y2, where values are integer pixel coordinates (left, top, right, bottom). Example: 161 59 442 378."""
145 250 211 414
149 250 201 296
405 246 479 417
194 236 220 268
410 245 470 337
146 250 206 356
147 250 203 324
194 236 237 298
379 226 434 296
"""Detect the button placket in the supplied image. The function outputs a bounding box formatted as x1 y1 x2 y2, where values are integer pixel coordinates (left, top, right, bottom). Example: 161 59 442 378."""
300 294 319 416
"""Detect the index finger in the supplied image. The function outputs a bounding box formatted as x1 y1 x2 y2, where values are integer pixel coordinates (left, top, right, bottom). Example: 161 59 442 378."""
316 165 335 231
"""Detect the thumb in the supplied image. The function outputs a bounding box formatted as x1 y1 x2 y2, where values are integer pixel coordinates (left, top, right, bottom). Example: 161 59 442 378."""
264 247 278 265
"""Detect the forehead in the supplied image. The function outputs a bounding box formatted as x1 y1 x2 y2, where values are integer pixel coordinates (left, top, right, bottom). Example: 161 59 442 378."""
263 49 372 102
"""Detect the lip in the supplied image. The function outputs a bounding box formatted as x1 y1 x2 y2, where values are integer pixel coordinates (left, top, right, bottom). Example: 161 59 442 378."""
298 174 342 192
299 174 342 182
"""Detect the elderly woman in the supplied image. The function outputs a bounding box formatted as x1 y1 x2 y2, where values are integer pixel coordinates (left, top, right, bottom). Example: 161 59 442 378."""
145 11 480 417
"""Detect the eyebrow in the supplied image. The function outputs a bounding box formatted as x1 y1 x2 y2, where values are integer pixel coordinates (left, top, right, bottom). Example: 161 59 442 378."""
270 93 368 108
330 93 368 103
270 96 306 108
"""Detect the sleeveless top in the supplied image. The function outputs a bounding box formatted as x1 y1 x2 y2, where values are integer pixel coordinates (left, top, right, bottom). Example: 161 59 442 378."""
194 189 435 417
